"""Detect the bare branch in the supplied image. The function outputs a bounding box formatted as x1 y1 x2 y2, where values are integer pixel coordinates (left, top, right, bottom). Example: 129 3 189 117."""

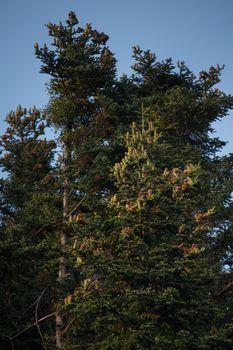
11 312 56 340
35 288 47 349
17 288 46 323
67 188 74 200
216 280 233 297
62 317 76 336
2 335 15 350
9 337 15 350
65 197 85 219
34 225 46 236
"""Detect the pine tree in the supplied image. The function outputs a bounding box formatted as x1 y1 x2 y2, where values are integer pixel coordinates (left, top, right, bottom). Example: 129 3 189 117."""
1 11 233 349
0 106 57 349
64 110 219 349
129 49 233 347
130 46 233 162
35 11 118 347
32 39 233 348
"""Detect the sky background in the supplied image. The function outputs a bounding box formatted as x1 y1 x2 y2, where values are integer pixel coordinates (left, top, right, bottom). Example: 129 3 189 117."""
0 0 233 153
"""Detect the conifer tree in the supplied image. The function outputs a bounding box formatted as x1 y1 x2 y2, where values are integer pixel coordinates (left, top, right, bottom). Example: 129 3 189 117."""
34 25 233 347
0 106 55 220
64 110 219 349
1 10 233 349
35 11 118 347
130 46 233 162
0 106 57 349
129 49 233 344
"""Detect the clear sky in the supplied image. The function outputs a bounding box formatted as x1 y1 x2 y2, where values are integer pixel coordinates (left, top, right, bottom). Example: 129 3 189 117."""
0 0 233 153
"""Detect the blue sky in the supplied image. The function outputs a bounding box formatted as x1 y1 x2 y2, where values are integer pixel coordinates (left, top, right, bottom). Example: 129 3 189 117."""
0 0 233 153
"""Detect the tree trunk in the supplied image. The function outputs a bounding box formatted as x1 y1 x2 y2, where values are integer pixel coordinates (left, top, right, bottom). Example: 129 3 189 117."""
56 145 70 348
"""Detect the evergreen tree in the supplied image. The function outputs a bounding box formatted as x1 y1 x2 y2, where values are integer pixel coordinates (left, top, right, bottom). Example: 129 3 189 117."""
35 11 119 347
1 10 233 350
0 106 57 349
129 49 233 347
35 26 233 348
64 111 219 349
130 46 233 162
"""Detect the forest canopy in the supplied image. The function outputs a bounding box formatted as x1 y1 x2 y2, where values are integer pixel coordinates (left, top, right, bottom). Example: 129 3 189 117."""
1 11 233 350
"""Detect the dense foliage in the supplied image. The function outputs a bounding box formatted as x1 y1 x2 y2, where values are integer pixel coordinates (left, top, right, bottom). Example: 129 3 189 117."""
1 11 233 350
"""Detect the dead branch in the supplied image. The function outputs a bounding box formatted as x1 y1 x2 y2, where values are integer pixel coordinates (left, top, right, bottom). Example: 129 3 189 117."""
62 317 76 336
35 288 47 349
34 225 46 236
17 300 38 322
9 337 15 350
11 312 56 341
17 287 47 323
216 280 233 297
2 335 15 350
65 197 85 219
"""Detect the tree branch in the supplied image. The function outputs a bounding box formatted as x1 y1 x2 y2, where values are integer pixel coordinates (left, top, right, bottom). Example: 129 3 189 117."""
216 280 233 297
62 317 76 336
65 197 85 219
17 287 47 323
11 312 56 340
2 335 15 350
35 288 47 349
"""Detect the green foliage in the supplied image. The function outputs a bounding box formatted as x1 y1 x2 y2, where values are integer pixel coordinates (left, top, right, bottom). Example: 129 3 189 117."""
131 46 233 162
0 106 58 349
1 10 233 350
65 112 219 349
35 11 116 129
